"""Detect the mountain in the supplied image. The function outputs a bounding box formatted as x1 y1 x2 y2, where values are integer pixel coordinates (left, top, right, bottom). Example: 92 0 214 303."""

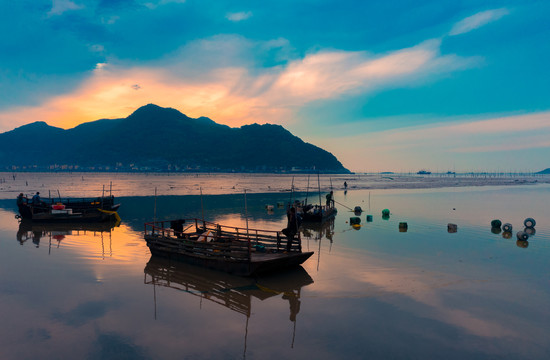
0 104 349 173
536 168 550 174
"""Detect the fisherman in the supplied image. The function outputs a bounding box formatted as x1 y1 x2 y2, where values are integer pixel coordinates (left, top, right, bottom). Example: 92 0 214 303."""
325 190 334 208
17 193 26 206
32 192 41 205
283 207 301 252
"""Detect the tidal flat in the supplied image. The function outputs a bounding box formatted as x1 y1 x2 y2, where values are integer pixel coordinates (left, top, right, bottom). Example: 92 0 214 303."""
0 173 549 359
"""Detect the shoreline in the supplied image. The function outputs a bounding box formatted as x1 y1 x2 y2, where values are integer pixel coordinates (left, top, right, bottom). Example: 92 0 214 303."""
0 172 548 199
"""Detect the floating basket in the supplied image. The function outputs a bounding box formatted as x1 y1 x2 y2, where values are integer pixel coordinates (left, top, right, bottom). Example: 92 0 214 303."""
490 219 502 228
524 218 536 228
516 231 529 241
448 223 458 233
502 223 513 232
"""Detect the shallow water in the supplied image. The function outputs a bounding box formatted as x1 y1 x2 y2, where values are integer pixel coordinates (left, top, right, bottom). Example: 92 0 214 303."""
0 175 549 359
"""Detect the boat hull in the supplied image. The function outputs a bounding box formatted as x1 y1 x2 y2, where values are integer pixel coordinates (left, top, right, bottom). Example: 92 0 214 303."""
18 205 118 223
145 236 314 276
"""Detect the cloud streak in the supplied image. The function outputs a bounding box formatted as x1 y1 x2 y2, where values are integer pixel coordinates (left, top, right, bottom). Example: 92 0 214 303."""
0 36 478 132
48 0 84 16
449 8 509 36
226 11 253 22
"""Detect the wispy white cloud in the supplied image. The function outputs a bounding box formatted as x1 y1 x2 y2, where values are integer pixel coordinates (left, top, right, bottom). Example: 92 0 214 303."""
449 8 509 36
142 0 186 9
226 11 253 22
267 39 479 104
48 0 84 16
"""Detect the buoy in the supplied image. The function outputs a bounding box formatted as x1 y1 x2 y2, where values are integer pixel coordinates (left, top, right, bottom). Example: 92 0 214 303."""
502 223 513 232
265 204 274 210
382 209 390 216
524 218 536 228
350 217 361 225
524 227 536 236
448 223 458 233
354 206 363 213
516 231 529 241
490 219 502 228
502 231 512 239
366 215 373 222
399 222 408 232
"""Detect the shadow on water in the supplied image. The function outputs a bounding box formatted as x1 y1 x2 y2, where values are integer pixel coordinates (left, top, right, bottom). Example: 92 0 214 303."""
144 255 314 355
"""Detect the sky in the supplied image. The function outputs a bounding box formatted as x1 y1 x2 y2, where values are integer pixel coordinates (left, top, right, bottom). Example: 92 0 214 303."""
1 0 549 172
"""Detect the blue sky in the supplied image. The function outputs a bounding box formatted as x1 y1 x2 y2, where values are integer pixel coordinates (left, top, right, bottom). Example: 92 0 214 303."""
1 0 549 172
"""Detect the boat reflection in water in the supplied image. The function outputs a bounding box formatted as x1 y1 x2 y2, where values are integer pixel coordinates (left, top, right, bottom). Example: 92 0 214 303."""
300 218 335 270
16 220 118 250
144 256 313 350
300 217 335 243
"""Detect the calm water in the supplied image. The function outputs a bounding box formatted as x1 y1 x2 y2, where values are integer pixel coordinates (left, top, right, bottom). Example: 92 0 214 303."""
0 174 549 359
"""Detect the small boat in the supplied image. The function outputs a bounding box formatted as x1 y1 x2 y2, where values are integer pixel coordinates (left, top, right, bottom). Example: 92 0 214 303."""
292 174 337 223
144 218 314 276
16 195 120 223
297 203 337 223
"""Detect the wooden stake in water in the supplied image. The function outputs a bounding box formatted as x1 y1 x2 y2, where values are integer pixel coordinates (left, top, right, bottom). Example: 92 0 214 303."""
153 187 157 223
305 175 310 205
200 187 205 221
244 189 249 236
289 176 295 205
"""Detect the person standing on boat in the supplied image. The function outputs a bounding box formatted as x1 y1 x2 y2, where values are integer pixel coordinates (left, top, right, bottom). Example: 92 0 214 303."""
17 193 26 206
326 191 334 208
344 181 347 189
283 207 301 252
32 192 41 205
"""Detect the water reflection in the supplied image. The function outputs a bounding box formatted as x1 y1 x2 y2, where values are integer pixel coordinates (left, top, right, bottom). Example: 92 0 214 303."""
301 218 335 243
17 220 116 246
144 256 313 351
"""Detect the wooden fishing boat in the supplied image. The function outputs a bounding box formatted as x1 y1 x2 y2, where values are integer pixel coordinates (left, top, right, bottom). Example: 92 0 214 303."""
297 203 337 223
144 218 314 276
16 195 120 223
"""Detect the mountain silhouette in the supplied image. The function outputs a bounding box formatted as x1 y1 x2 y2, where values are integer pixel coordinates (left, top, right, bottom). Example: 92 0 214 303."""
0 104 349 173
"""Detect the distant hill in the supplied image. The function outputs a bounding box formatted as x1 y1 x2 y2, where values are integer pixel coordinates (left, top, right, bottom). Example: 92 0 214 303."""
0 104 349 173
536 168 550 174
